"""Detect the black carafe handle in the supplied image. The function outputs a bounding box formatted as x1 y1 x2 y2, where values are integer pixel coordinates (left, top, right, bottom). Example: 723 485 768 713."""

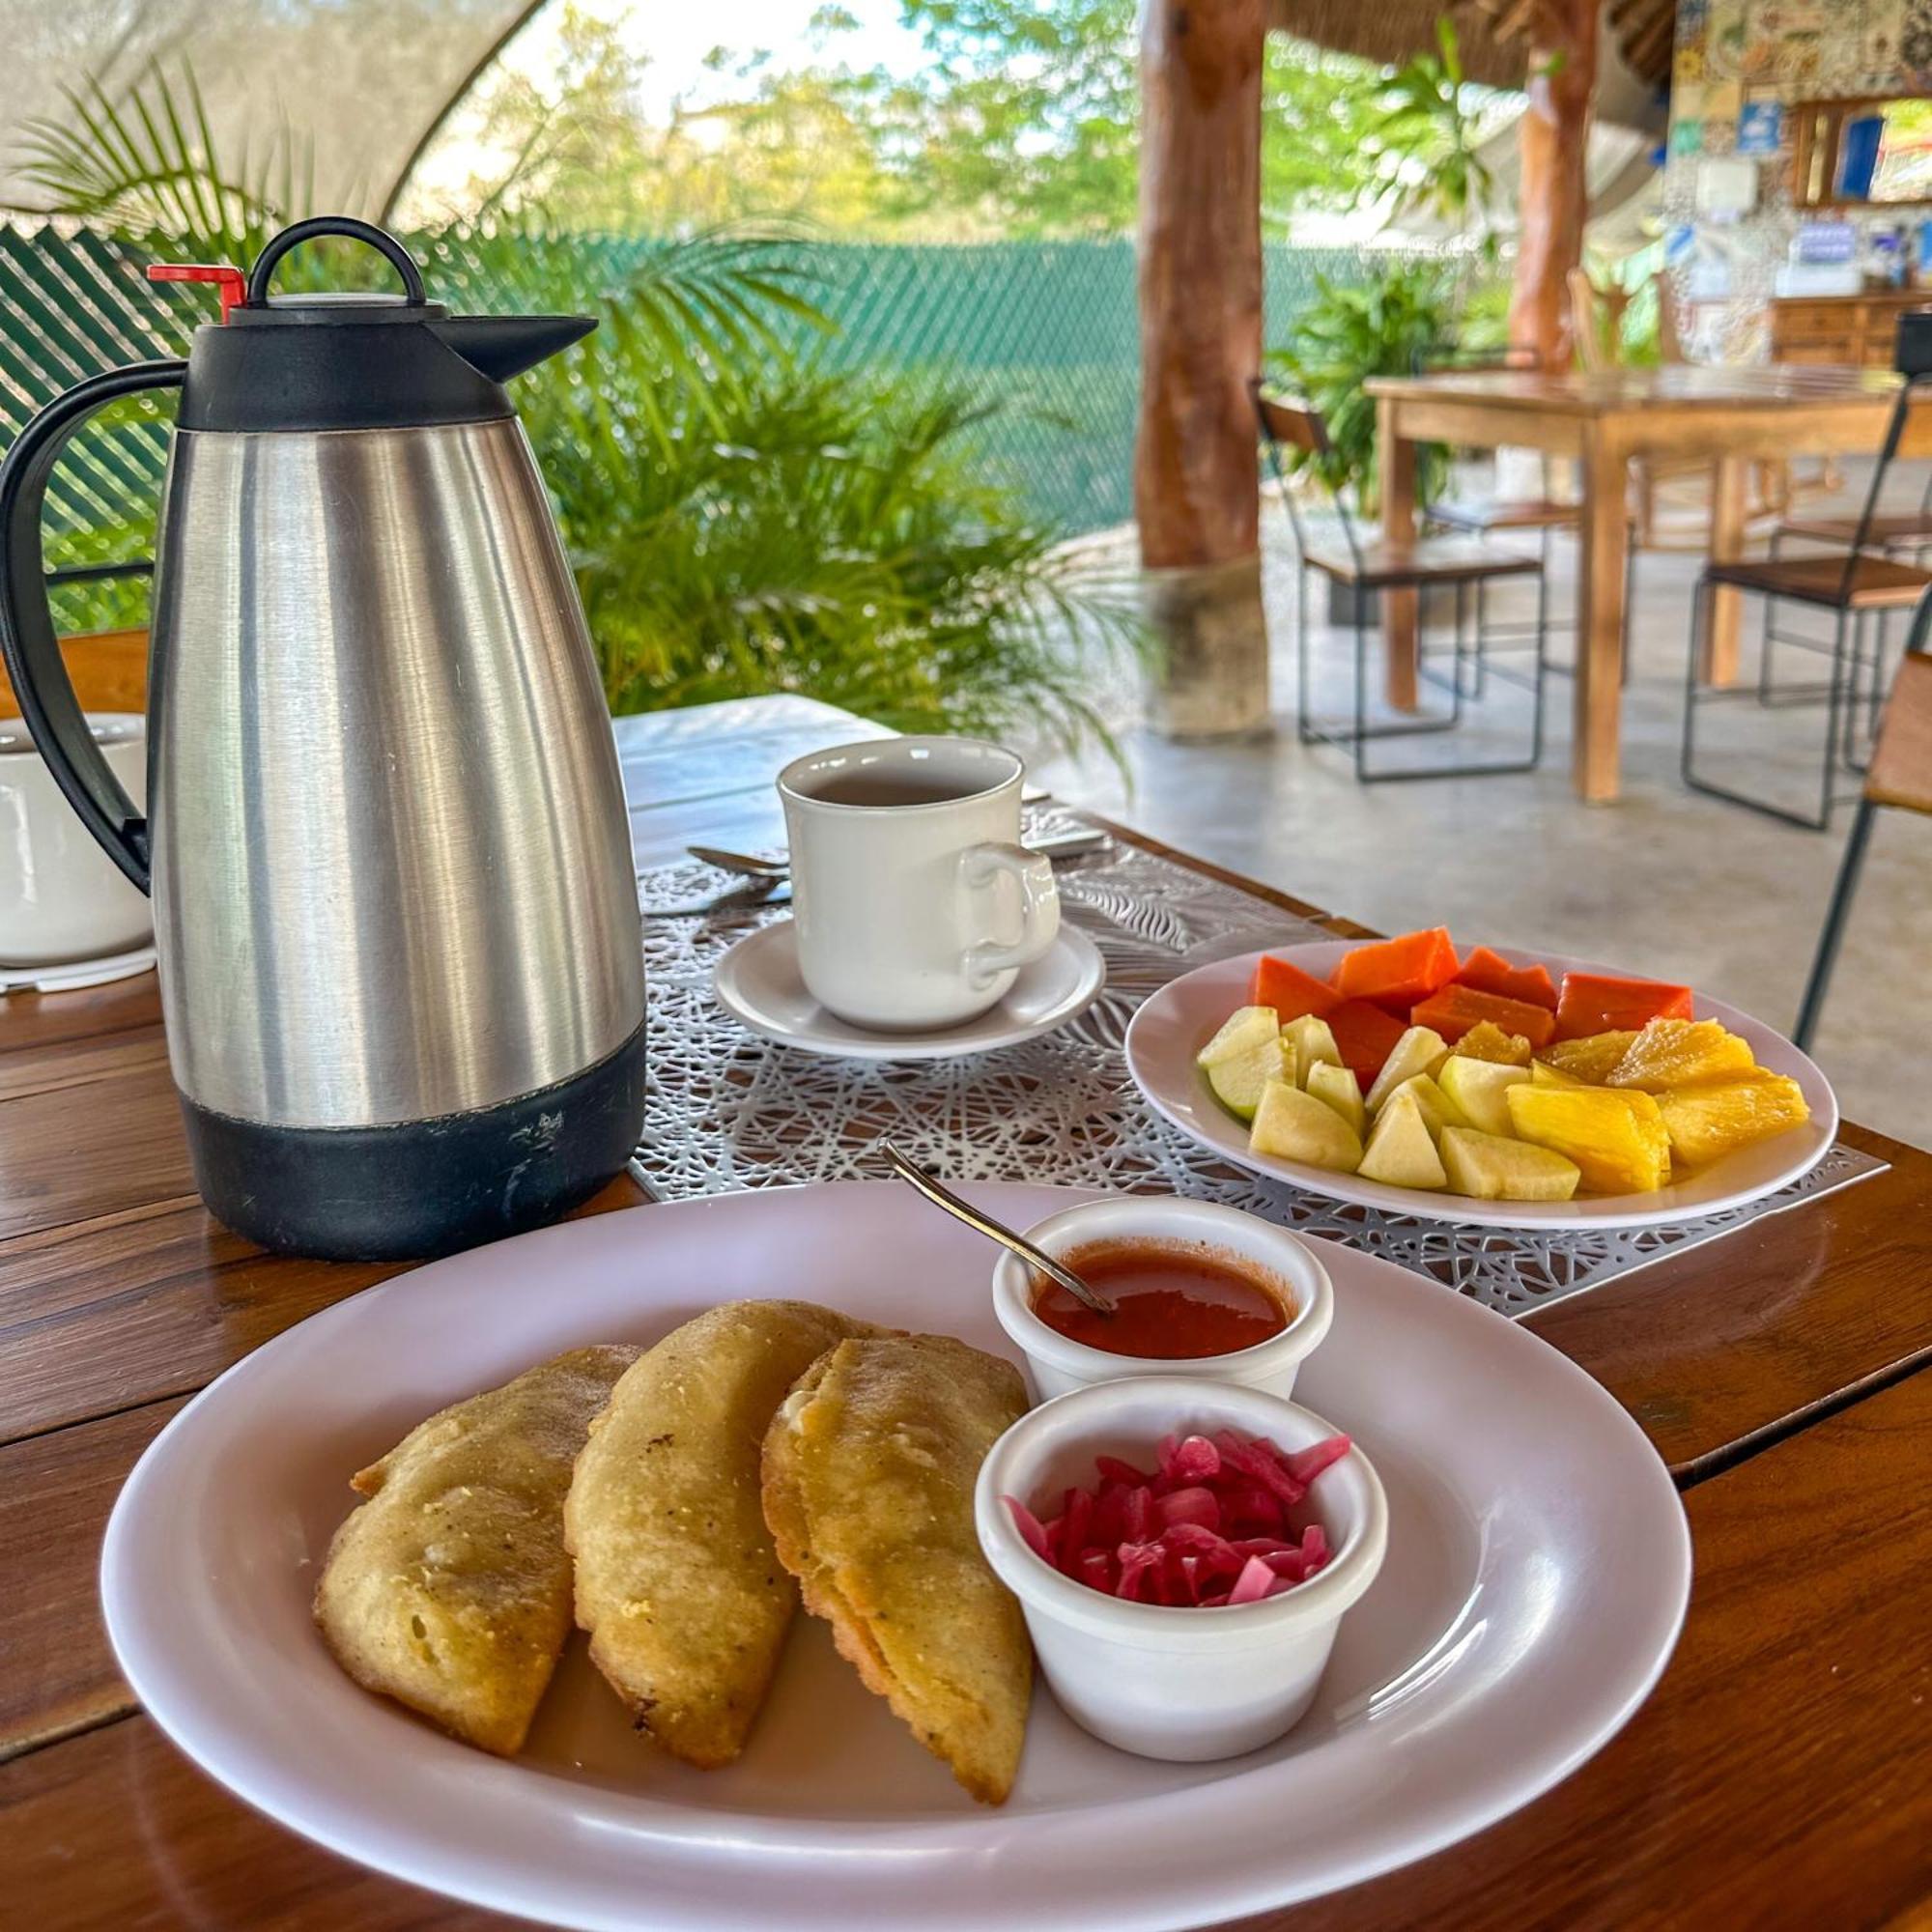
0 360 185 893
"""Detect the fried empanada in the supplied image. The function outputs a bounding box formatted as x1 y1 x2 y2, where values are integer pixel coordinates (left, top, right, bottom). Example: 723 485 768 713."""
314 1344 638 1757
761 1334 1031 1805
564 1299 879 1768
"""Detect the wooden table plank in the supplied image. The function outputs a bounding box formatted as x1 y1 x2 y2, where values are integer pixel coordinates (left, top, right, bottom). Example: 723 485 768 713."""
1255 1364 1932 1931
0 1397 182 1760
0 971 158 1056
1520 1118 1932 1478
0 1039 194 1243
6 1367 1924 1931
0 1717 523 1931
0 1177 647 1450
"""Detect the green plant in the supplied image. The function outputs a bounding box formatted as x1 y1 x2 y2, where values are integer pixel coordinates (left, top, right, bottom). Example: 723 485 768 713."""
17 59 313 265
520 323 1142 753
1359 19 1498 255
17 57 1142 762
1264 261 1457 512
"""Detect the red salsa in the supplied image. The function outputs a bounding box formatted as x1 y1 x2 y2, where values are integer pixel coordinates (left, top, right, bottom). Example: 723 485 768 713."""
1033 1241 1290 1359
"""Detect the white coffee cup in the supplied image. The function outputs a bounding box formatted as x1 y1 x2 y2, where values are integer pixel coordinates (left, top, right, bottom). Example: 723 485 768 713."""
778 736 1060 1032
0 713 153 967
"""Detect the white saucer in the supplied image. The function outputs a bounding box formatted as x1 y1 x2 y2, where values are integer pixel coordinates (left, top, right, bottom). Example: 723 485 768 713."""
712 920 1106 1060
0 942 156 994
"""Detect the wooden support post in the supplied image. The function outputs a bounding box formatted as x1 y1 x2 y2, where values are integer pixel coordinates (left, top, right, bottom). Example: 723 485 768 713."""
1576 422 1630 801
1505 0 1601 371
1706 458 1750 686
1378 394 1420 710
1135 0 1268 738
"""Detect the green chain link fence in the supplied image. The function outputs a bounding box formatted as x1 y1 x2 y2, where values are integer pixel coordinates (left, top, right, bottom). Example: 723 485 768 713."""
0 224 1397 630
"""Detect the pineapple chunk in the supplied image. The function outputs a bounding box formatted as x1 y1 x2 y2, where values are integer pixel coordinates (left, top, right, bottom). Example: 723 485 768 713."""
1605 1018 1755 1094
1206 1035 1290 1122
1282 1014 1343 1084
1441 1127 1581 1202
1531 1059 1585 1088
1454 1020 1534 1067
1538 1030 1637 1085
1305 1060 1366 1137
1199 1005 1281 1068
1381 1072 1468 1141
1364 1025 1451 1114
1657 1073 1810 1166
1250 1077 1363 1173
1438 1054 1532 1137
1358 1091 1447 1189
1505 1084 1671 1193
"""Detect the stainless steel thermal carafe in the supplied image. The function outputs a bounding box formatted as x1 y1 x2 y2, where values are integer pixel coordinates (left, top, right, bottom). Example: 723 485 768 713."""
0 217 646 1259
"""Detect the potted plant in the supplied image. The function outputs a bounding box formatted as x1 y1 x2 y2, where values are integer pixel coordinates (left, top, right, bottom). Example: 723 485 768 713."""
1264 259 1456 622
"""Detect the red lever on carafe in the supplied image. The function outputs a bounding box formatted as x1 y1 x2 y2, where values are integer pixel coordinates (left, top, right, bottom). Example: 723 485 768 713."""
146 264 247 324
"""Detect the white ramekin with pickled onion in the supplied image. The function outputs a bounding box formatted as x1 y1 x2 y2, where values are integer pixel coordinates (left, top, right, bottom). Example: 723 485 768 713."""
990 1195 1333 1401
975 1376 1386 1761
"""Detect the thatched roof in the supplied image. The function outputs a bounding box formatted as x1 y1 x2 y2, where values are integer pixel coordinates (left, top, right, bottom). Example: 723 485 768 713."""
1270 0 1529 91
1270 0 1675 124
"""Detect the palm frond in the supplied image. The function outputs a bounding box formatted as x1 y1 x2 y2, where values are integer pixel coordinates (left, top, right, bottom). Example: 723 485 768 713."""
14 60 308 260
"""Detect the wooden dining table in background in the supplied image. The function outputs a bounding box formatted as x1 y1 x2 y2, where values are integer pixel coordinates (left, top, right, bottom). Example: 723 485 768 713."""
1367 365 1916 804
0 695 1927 1928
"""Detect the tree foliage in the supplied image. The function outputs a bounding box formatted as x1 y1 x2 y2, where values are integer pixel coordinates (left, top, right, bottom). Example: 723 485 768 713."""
428 0 1401 239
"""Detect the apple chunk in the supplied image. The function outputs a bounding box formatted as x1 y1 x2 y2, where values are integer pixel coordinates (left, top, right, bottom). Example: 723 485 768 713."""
1281 1014 1343 1083
1363 1025 1450 1115
1305 1060 1366 1136
1437 1055 1531 1137
1357 1090 1447 1189
1249 1077 1363 1173
1198 1005 1280 1067
1441 1127 1580 1202
1206 1034 1289 1122
1379 1072 1468 1141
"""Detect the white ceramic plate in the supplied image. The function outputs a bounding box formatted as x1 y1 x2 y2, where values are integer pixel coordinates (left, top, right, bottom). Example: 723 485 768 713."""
712 918 1106 1059
103 1181 1690 1932
1125 940 1836 1231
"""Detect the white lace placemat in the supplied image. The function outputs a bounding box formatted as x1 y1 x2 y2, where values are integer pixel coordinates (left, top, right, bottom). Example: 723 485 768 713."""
634 810 1884 1317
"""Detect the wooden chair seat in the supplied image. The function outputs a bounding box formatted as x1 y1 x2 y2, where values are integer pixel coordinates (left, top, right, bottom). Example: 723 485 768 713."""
1425 497 1577 534
1865 646 1932 812
1706 553 1932 611
1302 534 1543 589
1776 508 1932 548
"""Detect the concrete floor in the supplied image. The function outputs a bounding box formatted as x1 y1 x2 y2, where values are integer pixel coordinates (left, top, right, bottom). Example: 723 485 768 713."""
1036 493 1932 1153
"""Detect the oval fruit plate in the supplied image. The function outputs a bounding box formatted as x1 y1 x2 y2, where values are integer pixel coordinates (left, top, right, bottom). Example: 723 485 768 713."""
102 1182 1690 1932
1124 941 1836 1231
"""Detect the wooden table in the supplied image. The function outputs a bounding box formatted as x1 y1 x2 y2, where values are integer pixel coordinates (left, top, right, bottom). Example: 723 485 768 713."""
1366 365 1911 803
2 695 1928 1927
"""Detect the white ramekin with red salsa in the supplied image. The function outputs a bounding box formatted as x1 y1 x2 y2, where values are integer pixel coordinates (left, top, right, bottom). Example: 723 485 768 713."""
975 1376 1387 1761
990 1196 1333 1400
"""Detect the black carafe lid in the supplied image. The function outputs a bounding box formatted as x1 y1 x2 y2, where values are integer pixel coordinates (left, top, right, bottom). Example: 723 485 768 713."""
169 217 594 434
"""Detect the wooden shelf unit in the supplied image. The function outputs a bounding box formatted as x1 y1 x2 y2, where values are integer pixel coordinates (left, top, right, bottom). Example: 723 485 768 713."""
1771 290 1932 368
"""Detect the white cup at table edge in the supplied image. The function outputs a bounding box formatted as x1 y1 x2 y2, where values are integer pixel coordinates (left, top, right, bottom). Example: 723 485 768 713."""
975 1375 1388 1761
777 735 1060 1032
991 1195 1334 1402
0 712 152 968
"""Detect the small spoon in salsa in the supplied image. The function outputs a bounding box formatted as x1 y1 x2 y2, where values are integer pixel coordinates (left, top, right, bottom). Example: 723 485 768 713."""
880 1142 1118 1318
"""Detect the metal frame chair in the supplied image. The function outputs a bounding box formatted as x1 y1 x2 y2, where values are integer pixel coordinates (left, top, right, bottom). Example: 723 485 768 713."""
1794 597 1932 1048
1256 382 1548 782
1409 343 1576 697
1682 371 1932 830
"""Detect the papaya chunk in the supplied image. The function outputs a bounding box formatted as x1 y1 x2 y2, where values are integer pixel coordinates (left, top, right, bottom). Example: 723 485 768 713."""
1452 946 1557 1011
1410 982 1557 1050
1249 954 1341 1023
1555 971 1693 1040
1330 928 1459 1009
1325 1000 1410 1089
